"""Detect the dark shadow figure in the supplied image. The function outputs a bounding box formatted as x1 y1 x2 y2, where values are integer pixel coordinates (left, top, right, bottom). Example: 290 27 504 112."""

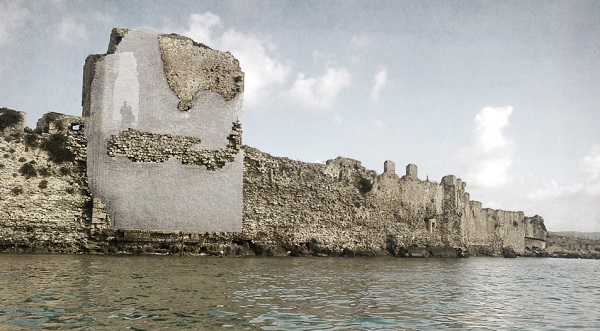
120 101 135 128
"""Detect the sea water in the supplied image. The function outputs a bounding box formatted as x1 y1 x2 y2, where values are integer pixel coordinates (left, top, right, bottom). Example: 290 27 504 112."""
0 254 598 330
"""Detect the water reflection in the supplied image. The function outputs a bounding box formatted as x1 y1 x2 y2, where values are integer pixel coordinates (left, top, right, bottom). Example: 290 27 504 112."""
0 255 598 330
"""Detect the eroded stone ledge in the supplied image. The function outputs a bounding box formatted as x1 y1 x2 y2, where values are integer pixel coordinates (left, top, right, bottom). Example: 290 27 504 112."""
107 121 242 170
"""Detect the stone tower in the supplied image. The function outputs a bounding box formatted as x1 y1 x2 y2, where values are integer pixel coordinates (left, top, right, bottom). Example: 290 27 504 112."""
406 163 418 179
384 160 395 175
83 28 244 232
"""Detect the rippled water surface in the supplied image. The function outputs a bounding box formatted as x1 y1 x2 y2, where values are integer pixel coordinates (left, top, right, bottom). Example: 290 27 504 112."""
0 254 598 330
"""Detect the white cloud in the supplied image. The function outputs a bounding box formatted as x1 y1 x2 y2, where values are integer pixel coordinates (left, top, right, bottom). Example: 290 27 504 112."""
374 119 385 129
529 144 600 200
219 29 291 108
183 12 221 46
0 0 31 45
332 113 343 125
581 144 600 184
346 55 361 65
180 12 291 108
527 179 568 201
462 106 515 188
312 50 337 66
55 17 88 44
283 67 352 111
370 67 388 100
351 34 370 48
176 12 355 111
523 144 600 231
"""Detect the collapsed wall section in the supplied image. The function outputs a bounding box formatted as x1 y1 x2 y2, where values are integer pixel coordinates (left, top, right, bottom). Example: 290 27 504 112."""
83 28 244 232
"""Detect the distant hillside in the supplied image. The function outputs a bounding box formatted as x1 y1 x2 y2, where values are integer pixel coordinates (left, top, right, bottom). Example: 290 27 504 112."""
550 232 600 240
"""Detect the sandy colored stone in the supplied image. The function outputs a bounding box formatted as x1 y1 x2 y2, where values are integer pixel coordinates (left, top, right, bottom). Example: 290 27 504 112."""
158 34 244 110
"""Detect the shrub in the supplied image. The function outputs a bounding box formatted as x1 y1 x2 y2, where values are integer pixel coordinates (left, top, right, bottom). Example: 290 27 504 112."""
3 154 8 158
10 132 23 140
43 112 65 131
0 163 4 169
19 162 37 179
0 108 22 131
38 180 48 189
42 133 74 163
25 133 39 147
18 157 26 162
11 186 23 195
59 166 71 176
357 177 373 193
39 167 52 177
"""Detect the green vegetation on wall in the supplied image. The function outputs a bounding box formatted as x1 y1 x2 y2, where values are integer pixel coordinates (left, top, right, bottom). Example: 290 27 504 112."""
19 161 38 179
43 112 65 132
38 180 48 189
42 133 74 163
0 108 22 131
357 177 373 193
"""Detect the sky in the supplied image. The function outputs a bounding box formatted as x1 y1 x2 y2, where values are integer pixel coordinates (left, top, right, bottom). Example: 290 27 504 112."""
1 0 599 232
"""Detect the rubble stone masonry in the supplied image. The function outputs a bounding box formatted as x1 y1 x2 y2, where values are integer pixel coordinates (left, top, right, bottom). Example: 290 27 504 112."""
1 111 548 256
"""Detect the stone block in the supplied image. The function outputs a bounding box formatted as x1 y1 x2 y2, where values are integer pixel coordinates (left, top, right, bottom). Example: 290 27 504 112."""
384 160 395 175
406 163 417 179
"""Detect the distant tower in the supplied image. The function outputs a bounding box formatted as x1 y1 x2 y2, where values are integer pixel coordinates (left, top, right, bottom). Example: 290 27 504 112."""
384 160 395 175
406 164 418 179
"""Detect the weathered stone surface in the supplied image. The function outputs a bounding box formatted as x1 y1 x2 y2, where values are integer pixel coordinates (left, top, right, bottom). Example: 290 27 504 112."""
83 28 244 232
106 121 241 170
158 34 244 110
107 28 129 54
0 113 550 256
240 146 546 257
0 113 90 253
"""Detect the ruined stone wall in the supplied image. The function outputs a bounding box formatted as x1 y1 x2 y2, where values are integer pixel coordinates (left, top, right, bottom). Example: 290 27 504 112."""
371 172 445 251
83 28 244 232
0 111 91 253
463 204 526 254
243 147 389 255
242 147 547 256
244 148 545 256
0 110 548 256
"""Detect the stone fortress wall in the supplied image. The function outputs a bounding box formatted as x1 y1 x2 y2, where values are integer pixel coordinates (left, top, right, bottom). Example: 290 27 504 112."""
243 147 546 257
0 28 548 256
0 109 546 256
0 109 91 252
